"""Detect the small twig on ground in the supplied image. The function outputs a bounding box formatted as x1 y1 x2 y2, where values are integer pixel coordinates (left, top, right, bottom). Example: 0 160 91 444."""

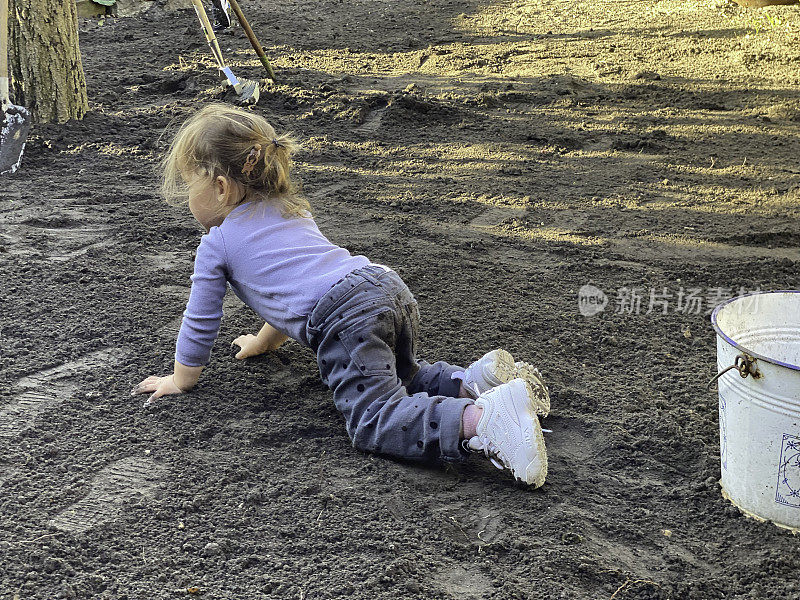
448 516 472 542
609 578 659 600
609 579 632 600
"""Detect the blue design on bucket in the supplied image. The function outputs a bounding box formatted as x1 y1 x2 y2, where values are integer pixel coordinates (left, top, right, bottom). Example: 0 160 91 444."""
719 394 728 471
775 434 800 508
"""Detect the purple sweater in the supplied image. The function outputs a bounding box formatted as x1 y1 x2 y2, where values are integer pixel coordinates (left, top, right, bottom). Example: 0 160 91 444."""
175 202 371 367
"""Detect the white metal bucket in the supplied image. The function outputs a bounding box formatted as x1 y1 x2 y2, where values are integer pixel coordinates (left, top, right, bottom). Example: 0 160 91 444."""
711 291 800 533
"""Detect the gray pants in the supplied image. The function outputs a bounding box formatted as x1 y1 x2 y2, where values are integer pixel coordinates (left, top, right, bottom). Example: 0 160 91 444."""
306 266 472 462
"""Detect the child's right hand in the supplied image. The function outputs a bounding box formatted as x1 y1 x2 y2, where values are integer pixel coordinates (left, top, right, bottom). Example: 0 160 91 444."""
131 374 185 407
132 361 202 407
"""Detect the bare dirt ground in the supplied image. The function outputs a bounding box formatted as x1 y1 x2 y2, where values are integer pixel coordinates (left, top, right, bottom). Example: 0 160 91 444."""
2 0 800 598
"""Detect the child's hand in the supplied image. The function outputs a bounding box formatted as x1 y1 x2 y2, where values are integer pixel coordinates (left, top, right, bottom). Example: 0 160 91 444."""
231 334 269 359
131 375 185 407
232 322 288 359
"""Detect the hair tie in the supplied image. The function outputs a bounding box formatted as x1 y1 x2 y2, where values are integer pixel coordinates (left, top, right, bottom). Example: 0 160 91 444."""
272 138 282 149
242 144 262 176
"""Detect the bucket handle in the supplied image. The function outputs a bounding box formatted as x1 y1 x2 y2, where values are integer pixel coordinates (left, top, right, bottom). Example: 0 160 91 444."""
707 353 761 390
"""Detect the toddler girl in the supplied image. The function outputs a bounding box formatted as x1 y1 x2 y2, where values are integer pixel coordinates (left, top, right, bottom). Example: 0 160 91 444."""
132 104 551 486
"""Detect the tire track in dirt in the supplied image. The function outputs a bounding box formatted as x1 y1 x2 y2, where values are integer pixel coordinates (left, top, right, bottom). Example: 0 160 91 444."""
0 206 116 262
0 349 127 438
49 457 166 533
432 565 493 600
49 238 117 262
0 225 115 261
14 349 125 389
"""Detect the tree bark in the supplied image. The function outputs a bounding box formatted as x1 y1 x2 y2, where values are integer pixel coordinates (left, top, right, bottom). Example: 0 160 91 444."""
7 0 88 124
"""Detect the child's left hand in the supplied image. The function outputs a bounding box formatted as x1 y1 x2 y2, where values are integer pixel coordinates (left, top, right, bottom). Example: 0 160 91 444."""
131 375 184 407
231 322 289 359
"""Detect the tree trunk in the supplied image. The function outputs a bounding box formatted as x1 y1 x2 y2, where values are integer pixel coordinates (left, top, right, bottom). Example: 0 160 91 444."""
7 0 88 124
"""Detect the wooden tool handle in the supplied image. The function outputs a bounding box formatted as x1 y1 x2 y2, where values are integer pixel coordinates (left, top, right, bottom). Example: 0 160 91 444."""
227 0 276 81
1 0 9 81
191 0 225 68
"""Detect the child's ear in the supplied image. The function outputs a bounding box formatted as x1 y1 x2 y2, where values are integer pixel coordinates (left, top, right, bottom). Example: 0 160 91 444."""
215 175 231 203
215 175 243 206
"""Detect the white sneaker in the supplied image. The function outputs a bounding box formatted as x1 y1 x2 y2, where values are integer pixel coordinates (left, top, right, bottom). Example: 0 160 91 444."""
462 349 550 416
466 378 548 487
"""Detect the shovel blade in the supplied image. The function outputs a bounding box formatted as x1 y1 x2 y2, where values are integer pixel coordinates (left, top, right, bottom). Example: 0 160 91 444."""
0 104 32 175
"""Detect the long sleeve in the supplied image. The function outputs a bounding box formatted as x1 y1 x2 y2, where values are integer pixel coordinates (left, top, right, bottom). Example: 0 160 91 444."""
190 202 371 348
175 229 229 367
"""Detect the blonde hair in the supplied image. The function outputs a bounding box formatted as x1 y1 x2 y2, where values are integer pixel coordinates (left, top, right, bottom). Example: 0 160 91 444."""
161 103 310 218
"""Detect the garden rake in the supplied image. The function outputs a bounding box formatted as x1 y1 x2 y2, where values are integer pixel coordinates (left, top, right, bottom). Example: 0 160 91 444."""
191 0 259 105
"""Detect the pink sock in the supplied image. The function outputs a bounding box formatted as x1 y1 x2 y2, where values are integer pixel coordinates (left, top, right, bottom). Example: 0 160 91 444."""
461 405 483 439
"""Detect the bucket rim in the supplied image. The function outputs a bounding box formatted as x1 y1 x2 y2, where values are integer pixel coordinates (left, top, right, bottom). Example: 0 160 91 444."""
711 290 800 372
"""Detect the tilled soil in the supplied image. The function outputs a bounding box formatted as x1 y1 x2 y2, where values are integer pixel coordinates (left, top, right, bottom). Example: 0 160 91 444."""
2 0 800 598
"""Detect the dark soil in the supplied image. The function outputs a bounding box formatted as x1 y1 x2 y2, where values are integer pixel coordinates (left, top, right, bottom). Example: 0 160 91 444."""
2 0 800 598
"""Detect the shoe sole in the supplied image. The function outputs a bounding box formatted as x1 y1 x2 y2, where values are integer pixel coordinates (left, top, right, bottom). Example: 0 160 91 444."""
514 362 551 417
514 380 548 488
480 350 550 417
